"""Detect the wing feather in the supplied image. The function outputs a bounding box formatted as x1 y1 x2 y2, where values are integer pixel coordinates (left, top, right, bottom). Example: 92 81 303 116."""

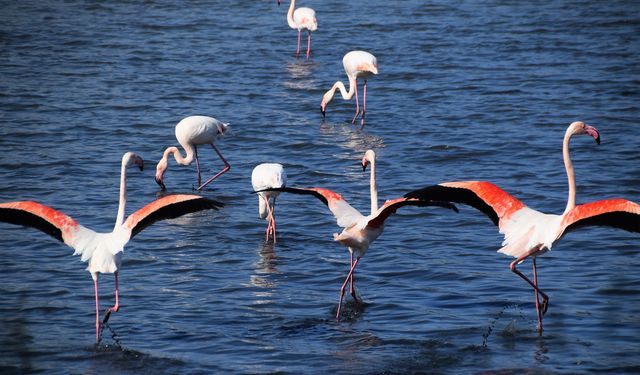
124 195 223 239
405 181 525 227
560 199 640 236
0 201 79 246
367 197 458 229
255 187 364 228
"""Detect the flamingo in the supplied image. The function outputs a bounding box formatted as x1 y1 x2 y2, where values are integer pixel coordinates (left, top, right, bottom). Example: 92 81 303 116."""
0 152 223 343
251 163 287 243
155 115 231 191
405 121 640 333
277 0 318 59
256 150 457 319
320 50 378 128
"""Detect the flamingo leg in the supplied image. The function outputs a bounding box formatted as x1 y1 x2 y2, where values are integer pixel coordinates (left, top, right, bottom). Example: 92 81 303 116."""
349 252 359 302
197 143 230 190
194 146 202 188
360 79 367 129
533 258 543 333
94 277 100 344
337 256 361 320
270 196 278 243
296 29 301 57
351 80 360 124
509 247 549 332
305 30 311 59
263 197 274 241
103 271 120 325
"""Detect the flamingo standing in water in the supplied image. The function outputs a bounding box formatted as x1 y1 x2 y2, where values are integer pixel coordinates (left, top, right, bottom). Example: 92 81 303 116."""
277 0 317 59
155 115 231 191
0 152 223 343
256 150 457 319
405 121 640 333
320 51 378 128
252 163 287 243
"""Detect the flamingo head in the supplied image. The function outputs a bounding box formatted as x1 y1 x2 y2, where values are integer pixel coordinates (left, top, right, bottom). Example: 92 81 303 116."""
570 121 601 145
123 152 144 171
320 90 335 118
361 149 375 171
155 158 168 191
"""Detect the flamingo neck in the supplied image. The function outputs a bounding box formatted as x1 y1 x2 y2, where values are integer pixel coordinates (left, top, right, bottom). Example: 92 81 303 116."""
563 128 576 214
114 160 128 230
331 76 357 101
369 157 378 214
286 0 297 28
165 144 194 166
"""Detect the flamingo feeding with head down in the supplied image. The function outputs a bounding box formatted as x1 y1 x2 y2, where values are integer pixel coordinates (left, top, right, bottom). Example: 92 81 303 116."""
155 115 231 191
0 152 223 343
321 51 378 128
256 150 457 319
405 121 640 333
277 0 317 59
252 163 287 243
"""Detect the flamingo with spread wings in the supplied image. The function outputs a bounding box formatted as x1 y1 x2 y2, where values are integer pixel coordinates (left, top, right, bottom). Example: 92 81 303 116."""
405 122 640 332
256 150 457 319
0 152 223 343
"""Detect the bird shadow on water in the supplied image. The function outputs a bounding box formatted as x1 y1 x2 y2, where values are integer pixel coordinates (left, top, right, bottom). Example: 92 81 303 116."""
319 120 385 152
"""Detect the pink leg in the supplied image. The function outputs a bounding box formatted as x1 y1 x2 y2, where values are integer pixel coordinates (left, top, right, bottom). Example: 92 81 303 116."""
270 197 278 243
197 143 231 190
336 256 360 320
351 80 360 124
94 278 100 344
533 258 543 333
296 30 301 56
194 146 202 188
360 79 367 129
305 31 311 59
349 252 359 302
103 272 120 325
509 248 549 332
263 197 273 241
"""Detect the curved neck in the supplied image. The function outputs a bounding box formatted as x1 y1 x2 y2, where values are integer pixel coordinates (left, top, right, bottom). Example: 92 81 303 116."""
333 76 357 100
563 129 576 214
165 144 194 166
286 0 297 28
114 161 129 230
369 157 378 214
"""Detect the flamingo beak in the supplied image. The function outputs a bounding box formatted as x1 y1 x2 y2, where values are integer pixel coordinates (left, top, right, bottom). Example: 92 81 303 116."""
361 159 369 172
585 125 601 145
320 106 326 118
155 177 167 191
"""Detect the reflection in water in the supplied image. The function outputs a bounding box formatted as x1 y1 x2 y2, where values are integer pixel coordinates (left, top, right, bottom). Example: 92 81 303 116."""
319 120 385 154
283 60 318 90
250 240 278 291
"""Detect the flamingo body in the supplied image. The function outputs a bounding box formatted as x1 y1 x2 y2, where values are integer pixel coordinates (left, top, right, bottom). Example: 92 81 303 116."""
321 51 378 127
278 0 317 58
257 150 457 318
406 122 640 332
0 152 223 342
156 115 231 191
251 163 287 242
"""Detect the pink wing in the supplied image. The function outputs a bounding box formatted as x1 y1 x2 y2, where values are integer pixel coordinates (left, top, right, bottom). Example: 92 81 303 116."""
366 197 458 229
405 181 526 228
0 201 80 246
255 187 364 228
560 198 640 236
124 194 223 239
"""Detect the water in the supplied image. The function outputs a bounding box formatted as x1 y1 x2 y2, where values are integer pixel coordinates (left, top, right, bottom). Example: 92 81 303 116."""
1 0 639 373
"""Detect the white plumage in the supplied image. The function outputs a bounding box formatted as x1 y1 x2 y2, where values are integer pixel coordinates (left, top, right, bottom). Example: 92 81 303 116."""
252 163 287 241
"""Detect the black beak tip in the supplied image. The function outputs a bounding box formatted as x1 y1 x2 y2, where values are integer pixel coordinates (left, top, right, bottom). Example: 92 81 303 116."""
595 136 601 145
320 107 325 118
155 177 166 191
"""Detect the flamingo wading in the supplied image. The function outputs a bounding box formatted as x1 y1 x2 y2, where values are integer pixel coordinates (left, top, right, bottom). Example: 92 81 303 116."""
252 163 287 243
156 115 231 191
256 150 457 319
405 122 640 333
0 152 223 343
277 0 317 59
320 51 378 128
